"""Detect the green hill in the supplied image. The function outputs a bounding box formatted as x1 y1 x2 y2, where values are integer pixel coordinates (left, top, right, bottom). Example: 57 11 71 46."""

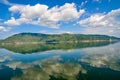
0 33 120 44
0 33 119 53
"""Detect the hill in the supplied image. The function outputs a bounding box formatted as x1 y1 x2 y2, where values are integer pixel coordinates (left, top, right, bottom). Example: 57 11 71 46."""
0 33 119 53
0 33 120 44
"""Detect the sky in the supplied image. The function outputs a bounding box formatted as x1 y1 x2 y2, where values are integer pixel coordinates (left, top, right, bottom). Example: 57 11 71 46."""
0 0 120 39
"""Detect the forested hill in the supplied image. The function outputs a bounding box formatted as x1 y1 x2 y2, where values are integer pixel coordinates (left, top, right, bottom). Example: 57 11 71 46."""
0 33 120 43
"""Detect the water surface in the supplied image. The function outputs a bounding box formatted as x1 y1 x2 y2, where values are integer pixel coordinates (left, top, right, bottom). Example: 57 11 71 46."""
0 42 120 80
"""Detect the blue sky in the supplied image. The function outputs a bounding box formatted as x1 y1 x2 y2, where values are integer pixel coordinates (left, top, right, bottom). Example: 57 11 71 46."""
0 0 120 39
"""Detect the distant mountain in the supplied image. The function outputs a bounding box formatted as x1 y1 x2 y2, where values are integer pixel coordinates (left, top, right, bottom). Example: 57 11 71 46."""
0 33 120 44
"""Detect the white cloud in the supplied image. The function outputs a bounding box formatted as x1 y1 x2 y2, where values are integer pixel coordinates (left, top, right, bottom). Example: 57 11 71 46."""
5 3 85 28
4 17 20 26
0 0 13 6
80 0 88 8
9 4 48 19
78 9 120 37
0 26 8 32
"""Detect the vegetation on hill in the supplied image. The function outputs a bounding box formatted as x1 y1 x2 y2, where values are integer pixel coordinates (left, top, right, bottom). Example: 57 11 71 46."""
0 33 119 53
0 33 119 43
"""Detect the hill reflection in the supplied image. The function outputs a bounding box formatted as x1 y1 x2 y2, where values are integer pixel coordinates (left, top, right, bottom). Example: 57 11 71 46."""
0 42 115 54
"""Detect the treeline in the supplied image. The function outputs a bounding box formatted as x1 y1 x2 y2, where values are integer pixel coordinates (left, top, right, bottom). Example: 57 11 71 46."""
0 33 120 43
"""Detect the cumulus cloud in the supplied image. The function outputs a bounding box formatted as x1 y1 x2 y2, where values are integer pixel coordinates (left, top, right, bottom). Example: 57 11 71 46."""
4 3 85 28
9 4 48 19
78 9 120 37
4 17 31 26
4 17 20 26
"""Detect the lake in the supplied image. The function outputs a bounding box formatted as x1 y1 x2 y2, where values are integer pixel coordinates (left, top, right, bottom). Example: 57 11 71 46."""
0 42 120 80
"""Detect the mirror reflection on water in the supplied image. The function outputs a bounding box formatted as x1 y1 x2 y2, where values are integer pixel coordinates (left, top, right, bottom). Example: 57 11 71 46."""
0 42 120 80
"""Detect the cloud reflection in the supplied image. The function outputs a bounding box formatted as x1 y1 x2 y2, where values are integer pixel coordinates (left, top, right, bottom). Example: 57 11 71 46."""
80 42 120 71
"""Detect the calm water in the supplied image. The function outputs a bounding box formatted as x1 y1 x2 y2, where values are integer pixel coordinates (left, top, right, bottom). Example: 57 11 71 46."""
0 42 120 80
